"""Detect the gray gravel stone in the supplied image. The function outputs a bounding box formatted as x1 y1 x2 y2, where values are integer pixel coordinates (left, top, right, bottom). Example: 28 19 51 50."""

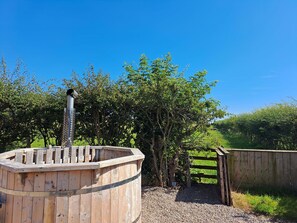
141 185 289 223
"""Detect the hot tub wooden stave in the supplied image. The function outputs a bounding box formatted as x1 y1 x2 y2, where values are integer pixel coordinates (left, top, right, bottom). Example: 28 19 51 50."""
0 146 144 223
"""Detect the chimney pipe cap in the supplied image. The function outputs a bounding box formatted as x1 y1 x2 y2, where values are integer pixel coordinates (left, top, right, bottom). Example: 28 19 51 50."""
66 89 78 98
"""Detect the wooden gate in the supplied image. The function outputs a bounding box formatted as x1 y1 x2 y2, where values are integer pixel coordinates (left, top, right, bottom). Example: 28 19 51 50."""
187 147 232 206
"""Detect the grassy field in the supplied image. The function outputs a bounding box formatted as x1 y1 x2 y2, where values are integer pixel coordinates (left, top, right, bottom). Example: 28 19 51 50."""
232 189 297 221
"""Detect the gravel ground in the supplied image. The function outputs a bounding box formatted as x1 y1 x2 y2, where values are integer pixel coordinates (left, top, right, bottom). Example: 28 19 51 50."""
141 185 288 223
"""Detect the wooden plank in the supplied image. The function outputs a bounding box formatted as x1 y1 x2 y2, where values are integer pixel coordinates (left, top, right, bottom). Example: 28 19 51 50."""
12 174 23 223
84 145 90 163
0 168 7 223
223 155 231 206
125 162 132 223
282 152 291 189
44 172 57 223
63 147 69 163
136 160 142 222
36 149 44 164
231 151 240 188
190 165 217 170
91 168 102 222
240 151 249 186
21 173 34 223
95 149 100 162
118 164 130 222
225 154 232 205
78 146 84 163
5 171 15 223
291 153 297 190
46 148 53 164
218 155 225 204
101 167 111 223
26 150 34 164
110 165 119 223
130 162 138 222
247 151 255 187
15 151 23 163
191 173 218 179
189 156 217 161
91 148 96 162
71 147 78 163
32 172 45 222
55 147 61 164
254 151 262 186
68 171 81 223
274 153 284 187
80 170 92 223
56 172 69 223
260 151 269 187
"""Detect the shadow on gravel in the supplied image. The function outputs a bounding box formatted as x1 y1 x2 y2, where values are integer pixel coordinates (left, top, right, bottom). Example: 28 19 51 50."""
175 184 221 205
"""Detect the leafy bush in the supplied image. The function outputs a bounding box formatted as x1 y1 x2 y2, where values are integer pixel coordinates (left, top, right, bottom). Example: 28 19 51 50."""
215 103 297 150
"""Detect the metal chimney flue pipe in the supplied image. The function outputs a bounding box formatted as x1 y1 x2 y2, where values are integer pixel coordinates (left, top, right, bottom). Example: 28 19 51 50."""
62 89 78 148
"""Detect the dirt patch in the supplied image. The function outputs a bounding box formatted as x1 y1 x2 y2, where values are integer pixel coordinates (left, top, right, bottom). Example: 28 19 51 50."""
141 185 285 223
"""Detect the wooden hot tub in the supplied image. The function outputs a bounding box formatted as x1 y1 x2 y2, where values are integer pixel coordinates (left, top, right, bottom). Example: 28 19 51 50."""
0 146 144 223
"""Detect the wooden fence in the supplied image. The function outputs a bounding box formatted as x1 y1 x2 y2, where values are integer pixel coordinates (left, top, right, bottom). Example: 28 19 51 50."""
228 149 297 191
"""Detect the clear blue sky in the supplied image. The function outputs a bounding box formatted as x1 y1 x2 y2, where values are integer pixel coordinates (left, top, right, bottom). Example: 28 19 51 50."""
0 0 296 114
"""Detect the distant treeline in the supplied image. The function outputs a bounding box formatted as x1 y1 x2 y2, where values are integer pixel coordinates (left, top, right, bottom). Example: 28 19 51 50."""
0 55 224 186
215 103 297 150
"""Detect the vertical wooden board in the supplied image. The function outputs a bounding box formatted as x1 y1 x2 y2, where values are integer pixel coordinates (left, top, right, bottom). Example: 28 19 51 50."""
84 146 90 163
130 162 138 222
80 170 92 223
21 173 34 223
91 169 102 223
100 167 111 223
32 172 45 223
71 147 77 163
68 171 81 223
45 149 53 164
267 151 275 186
261 151 269 187
240 152 248 186
125 162 132 222
56 172 69 223
136 160 142 222
0 168 7 223
26 150 34 164
118 162 132 223
232 151 241 187
110 165 119 223
91 148 96 162
95 149 100 162
55 148 61 164
275 152 284 188
254 151 262 186
63 148 69 163
5 171 15 223
44 172 57 223
290 153 297 190
218 156 225 204
36 150 44 164
118 163 126 223
12 173 24 223
247 151 255 187
78 146 84 163
282 152 291 189
15 151 23 163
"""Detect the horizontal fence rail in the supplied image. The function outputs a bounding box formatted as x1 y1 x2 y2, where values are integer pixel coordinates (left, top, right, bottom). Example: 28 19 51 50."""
228 149 297 191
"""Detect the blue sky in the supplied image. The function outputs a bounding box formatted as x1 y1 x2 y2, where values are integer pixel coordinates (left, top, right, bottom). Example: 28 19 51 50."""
0 0 296 114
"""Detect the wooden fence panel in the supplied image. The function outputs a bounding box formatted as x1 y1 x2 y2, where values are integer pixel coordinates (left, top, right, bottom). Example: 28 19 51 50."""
228 149 297 191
